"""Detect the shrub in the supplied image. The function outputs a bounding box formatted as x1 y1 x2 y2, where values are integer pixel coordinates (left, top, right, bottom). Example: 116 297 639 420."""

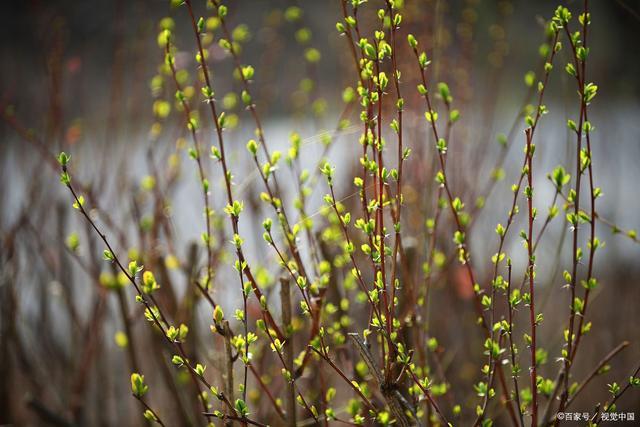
3 0 639 426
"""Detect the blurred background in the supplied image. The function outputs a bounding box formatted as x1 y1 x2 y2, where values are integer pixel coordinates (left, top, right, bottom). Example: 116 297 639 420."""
1 0 639 425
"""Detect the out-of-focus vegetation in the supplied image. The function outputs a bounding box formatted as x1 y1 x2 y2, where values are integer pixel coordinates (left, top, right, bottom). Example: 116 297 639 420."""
1 1 640 426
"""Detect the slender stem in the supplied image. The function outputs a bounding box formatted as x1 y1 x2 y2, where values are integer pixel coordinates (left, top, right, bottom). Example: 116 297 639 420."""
506 263 525 427
308 346 376 411
559 2 594 414
566 341 629 409
593 362 640 425
280 278 297 426
134 396 167 427
525 127 538 426
62 166 260 425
